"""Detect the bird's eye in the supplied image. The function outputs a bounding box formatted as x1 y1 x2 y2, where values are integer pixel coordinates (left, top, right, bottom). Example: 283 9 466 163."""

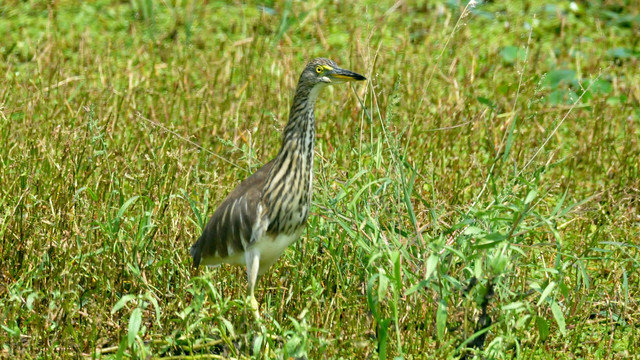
315 66 323 74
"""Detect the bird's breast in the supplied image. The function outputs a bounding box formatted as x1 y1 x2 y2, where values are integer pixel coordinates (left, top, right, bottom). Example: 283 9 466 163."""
264 146 314 235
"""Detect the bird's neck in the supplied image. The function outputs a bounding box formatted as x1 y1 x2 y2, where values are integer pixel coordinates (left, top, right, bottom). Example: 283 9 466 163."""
261 84 323 234
280 84 324 156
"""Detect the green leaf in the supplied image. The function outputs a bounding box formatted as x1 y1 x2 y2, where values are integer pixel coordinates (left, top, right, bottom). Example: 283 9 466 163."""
87 187 99 202
607 47 635 59
551 188 568 216
128 308 142 347
111 295 136 314
525 189 537 205
115 336 127 360
335 217 357 243
502 301 525 311
464 226 484 235
425 254 439 280
558 194 597 218
474 232 507 249
536 316 550 341
589 79 612 94
253 334 264 355
1 324 20 338
559 281 569 299
26 291 39 310
606 95 626 105
391 251 402 293
144 293 162 327
378 269 389 301
500 45 526 64
436 299 448 340
545 69 576 88
117 195 139 219
530 282 541 291
546 89 579 105
537 281 556 306
601 310 627 326
550 301 567 336
220 318 236 338
405 280 429 296
484 232 506 241
503 115 517 162
477 96 496 108
489 253 508 275
378 318 391 360
474 256 483 279
516 314 531 329
285 336 301 356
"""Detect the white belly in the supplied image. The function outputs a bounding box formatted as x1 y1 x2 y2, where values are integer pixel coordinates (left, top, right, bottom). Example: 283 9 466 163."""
253 230 302 275
203 229 302 275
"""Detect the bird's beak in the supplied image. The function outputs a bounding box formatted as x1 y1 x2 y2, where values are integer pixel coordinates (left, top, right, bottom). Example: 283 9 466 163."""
328 67 367 83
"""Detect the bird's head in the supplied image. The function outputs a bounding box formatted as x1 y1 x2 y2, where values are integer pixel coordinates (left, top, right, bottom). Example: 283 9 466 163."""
298 58 366 89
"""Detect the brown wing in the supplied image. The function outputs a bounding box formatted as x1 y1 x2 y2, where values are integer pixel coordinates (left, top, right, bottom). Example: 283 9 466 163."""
190 160 275 267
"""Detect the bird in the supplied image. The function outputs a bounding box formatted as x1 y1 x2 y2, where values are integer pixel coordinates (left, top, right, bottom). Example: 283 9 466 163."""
190 58 366 317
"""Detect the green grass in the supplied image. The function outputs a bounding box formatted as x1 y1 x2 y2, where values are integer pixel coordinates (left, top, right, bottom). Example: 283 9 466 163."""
1 0 639 358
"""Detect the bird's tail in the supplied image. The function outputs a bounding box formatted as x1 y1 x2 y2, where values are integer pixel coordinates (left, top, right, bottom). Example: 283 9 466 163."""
189 236 203 268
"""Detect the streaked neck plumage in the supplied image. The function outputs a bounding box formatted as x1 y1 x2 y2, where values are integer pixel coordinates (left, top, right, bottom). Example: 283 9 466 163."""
281 83 325 146
262 83 326 234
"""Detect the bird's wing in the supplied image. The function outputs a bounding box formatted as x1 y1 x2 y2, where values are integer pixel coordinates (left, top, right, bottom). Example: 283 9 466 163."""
190 160 275 267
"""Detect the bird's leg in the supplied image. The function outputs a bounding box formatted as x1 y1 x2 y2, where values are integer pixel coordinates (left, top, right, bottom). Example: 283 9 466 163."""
245 250 261 319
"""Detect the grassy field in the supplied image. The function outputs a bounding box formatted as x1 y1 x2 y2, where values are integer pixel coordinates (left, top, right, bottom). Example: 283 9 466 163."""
1 0 639 358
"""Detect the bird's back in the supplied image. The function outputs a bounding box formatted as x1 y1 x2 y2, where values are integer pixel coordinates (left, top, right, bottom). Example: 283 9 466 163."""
190 160 276 267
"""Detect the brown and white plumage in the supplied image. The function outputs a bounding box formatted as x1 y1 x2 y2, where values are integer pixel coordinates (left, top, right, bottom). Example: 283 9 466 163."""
189 58 365 316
